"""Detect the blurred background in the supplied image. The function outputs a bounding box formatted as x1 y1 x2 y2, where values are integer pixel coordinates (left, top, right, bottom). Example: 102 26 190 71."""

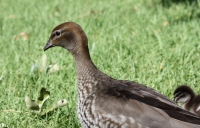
1 0 200 127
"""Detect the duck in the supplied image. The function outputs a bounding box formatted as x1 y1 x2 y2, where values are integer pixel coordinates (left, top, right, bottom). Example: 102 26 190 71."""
174 85 200 116
44 22 200 128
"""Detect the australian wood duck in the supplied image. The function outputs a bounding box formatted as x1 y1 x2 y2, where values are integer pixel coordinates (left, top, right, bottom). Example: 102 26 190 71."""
174 85 200 116
44 22 200 128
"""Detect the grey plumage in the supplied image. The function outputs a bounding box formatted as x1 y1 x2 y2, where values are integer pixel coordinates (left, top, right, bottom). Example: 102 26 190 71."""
44 22 200 128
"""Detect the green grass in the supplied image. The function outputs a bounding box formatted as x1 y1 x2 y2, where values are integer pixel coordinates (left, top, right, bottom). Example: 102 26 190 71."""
1 0 200 127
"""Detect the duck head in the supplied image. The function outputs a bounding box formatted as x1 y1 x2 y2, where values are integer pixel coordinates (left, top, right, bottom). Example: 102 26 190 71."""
174 85 195 104
44 22 89 58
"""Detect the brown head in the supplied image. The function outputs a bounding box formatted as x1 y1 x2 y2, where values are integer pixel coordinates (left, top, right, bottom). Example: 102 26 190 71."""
44 22 90 59
174 85 195 104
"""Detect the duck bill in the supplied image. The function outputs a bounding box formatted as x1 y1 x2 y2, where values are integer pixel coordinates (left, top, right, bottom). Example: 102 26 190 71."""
44 40 54 51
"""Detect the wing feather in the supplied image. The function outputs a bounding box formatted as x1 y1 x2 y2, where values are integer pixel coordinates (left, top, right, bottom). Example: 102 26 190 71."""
91 80 200 127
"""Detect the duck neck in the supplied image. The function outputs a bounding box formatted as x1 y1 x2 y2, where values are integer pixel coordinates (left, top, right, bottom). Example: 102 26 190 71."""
72 48 102 99
183 95 194 111
73 48 97 77
75 55 97 78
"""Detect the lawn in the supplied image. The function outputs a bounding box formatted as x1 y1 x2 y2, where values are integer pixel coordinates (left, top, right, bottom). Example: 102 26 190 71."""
1 0 200 127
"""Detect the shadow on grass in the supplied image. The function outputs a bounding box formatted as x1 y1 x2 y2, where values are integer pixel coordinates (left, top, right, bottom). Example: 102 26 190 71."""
161 0 198 7
160 0 200 23
39 109 80 127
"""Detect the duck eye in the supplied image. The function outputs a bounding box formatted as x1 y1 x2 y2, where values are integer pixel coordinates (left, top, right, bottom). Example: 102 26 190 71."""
55 31 61 36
